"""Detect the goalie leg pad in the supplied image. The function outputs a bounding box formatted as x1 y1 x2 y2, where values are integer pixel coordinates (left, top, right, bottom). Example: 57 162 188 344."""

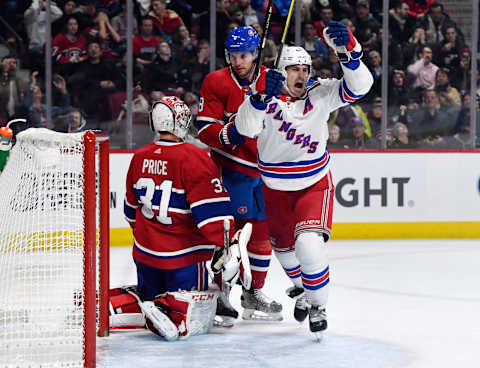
141 301 179 341
155 290 219 339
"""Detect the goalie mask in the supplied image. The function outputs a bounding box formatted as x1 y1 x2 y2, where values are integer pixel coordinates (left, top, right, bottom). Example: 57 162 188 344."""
149 96 192 139
277 46 312 80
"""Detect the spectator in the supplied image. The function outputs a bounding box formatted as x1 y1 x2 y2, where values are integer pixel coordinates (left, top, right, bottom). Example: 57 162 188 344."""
251 23 277 68
142 41 187 94
147 0 184 41
330 0 355 21
389 0 416 45
84 10 122 59
389 122 417 148
197 0 232 46
366 50 382 99
228 5 246 26
24 0 63 52
330 104 371 140
419 2 465 45
313 6 333 45
52 16 88 77
435 68 461 108
451 48 471 93
447 93 479 148
453 93 479 135
63 107 87 133
345 116 378 149
188 39 223 96
133 18 163 67
70 41 123 125
238 0 264 26
405 0 435 19
327 123 348 149
367 97 383 139
0 57 28 123
111 0 139 45
52 0 92 36
23 71 70 130
434 25 465 69
301 22 328 71
403 27 427 67
407 46 439 89
352 0 380 54
171 24 196 61
389 69 410 109
410 88 452 145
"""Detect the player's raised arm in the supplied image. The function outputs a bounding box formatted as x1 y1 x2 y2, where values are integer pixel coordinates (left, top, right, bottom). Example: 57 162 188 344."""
324 21 373 103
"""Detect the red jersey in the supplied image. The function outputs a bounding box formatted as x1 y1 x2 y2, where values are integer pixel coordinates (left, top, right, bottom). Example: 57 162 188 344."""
52 33 88 64
124 140 234 270
196 66 268 178
132 34 162 57
148 10 183 40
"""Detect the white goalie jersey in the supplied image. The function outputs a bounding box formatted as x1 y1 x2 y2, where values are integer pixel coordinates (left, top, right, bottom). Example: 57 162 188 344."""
235 63 373 191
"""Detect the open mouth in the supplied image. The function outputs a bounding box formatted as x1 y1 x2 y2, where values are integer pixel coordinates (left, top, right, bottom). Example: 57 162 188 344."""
294 82 304 89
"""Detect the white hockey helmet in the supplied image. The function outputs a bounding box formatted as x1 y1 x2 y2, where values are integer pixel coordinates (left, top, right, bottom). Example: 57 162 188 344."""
149 96 192 139
277 45 312 79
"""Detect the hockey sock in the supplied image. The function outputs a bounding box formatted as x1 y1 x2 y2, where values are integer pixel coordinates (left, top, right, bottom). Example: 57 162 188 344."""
274 249 303 289
295 232 330 307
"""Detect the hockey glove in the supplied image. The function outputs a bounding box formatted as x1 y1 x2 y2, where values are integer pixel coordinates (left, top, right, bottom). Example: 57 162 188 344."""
211 227 242 275
250 70 285 110
323 21 363 70
219 121 245 148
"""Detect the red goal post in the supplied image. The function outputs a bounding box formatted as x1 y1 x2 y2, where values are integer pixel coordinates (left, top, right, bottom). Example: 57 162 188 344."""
0 129 110 368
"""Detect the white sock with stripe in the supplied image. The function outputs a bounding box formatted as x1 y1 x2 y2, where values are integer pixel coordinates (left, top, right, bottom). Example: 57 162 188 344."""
295 232 329 307
274 249 303 288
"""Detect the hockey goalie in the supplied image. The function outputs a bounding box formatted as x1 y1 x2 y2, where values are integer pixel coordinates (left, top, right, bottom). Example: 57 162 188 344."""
116 96 252 340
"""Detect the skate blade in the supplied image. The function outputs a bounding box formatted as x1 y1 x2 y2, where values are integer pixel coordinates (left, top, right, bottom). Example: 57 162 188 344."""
213 315 235 328
242 309 283 321
313 331 324 343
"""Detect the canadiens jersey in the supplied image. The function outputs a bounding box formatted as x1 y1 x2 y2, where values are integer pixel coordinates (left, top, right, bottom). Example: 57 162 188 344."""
196 66 268 178
124 140 234 270
235 62 373 191
52 33 88 64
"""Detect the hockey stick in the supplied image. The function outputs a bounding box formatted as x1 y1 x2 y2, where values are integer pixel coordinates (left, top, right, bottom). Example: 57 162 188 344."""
274 0 296 69
222 219 230 291
253 0 274 80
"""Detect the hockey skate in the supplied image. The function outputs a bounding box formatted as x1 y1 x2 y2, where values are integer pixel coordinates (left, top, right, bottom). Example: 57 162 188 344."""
213 291 238 328
309 305 327 341
286 286 308 322
241 287 283 321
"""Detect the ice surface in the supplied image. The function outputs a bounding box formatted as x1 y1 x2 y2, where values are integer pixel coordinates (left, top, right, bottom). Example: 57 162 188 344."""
99 240 480 368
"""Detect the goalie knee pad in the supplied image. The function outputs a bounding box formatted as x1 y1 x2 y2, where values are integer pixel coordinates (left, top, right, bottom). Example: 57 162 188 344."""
295 232 330 307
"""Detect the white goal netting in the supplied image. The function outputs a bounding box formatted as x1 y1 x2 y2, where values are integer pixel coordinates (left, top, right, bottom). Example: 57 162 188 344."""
0 129 101 367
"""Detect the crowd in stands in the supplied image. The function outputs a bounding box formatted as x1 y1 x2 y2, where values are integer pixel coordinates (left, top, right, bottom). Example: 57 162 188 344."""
0 0 478 148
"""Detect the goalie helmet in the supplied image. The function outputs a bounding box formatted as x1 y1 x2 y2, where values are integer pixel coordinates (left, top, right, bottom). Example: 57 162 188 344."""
277 46 312 79
225 26 260 64
149 96 192 139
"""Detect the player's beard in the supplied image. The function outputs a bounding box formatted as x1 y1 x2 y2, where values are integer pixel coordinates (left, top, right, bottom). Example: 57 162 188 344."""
232 61 257 82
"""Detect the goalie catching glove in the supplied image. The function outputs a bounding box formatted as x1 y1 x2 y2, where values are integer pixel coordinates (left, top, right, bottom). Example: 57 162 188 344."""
323 21 363 69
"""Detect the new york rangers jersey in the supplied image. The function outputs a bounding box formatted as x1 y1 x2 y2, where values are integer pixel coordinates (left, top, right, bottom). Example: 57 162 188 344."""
235 62 373 191
196 66 268 178
124 141 234 270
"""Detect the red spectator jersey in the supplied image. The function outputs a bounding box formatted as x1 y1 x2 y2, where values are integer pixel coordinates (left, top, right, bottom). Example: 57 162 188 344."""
196 66 268 178
124 140 234 270
133 34 162 57
148 10 183 40
52 33 88 64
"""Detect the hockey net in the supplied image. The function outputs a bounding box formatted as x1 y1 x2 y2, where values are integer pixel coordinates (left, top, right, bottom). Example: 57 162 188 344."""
0 128 110 368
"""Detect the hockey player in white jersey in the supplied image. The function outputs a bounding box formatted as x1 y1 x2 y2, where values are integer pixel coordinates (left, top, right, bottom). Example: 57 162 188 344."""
232 21 373 335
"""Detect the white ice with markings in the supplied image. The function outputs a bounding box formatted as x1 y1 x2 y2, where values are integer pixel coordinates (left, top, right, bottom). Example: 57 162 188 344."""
99 240 480 368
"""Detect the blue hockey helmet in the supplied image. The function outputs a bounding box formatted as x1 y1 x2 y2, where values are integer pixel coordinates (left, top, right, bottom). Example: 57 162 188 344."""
225 26 260 63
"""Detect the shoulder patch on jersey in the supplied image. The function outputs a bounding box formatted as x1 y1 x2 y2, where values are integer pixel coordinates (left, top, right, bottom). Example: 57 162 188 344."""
303 98 313 115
